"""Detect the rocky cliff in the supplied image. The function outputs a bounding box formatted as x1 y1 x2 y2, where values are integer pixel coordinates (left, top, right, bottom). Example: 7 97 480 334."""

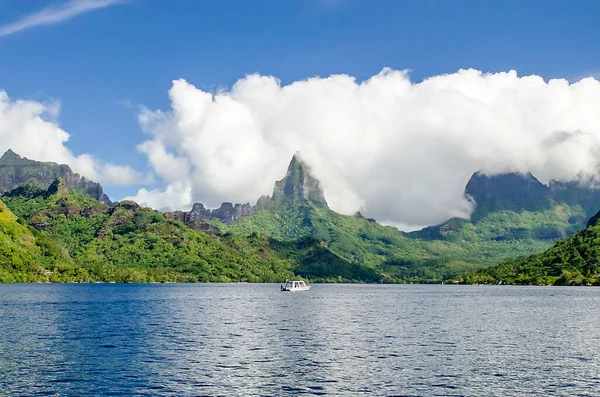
465 171 552 220
166 201 254 228
465 171 600 221
0 149 112 205
271 152 328 207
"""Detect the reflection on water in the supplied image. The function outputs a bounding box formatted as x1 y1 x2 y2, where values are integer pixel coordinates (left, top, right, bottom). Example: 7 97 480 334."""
1 284 600 396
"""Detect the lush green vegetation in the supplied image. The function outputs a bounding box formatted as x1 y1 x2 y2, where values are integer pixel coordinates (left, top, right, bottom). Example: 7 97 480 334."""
464 215 600 286
2 179 389 283
2 173 598 284
218 197 582 283
1 181 301 283
0 198 75 282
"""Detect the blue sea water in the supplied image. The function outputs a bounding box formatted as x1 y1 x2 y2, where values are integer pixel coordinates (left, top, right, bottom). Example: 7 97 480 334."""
1 284 600 396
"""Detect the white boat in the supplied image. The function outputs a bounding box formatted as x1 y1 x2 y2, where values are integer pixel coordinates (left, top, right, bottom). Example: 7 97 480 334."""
280 280 310 291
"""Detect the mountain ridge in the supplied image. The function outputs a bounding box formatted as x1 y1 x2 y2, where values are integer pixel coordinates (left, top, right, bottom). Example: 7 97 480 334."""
413 171 600 243
0 149 112 205
3 150 600 283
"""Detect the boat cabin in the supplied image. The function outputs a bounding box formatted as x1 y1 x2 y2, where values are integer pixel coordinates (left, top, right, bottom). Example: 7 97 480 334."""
280 280 310 291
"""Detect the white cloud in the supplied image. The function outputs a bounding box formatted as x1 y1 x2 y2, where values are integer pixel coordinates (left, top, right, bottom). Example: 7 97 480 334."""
137 140 190 183
0 90 146 187
0 0 124 37
127 69 600 229
123 182 192 212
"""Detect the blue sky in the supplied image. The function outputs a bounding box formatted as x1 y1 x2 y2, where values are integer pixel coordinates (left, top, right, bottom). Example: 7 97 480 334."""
1 0 600 224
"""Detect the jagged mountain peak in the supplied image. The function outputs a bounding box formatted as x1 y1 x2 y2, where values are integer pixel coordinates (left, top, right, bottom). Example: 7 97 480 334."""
271 152 328 207
0 149 22 162
171 153 329 229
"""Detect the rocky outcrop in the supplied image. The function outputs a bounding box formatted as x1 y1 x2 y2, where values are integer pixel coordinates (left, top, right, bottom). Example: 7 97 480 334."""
111 200 140 212
169 201 254 227
271 152 328 207
254 195 271 211
354 211 376 223
46 177 68 197
0 149 112 205
212 202 253 223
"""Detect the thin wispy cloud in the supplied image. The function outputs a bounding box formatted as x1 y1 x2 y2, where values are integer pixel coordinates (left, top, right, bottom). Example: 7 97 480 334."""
0 0 124 37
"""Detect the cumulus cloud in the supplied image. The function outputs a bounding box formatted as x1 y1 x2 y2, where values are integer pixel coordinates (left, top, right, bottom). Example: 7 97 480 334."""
123 182 192 212
0 0 124 37
0 90 146 187
129 69 600 229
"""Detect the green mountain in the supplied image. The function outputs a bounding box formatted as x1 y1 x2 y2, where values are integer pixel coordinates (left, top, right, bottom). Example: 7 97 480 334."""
414 171 599 240
3 149 600 284
0 149 111 205
166 154 600 283
465 171 553 220
464 211 600 286
1 179 299 282
212 156 582 282
409 171 600 263
1 177 382 283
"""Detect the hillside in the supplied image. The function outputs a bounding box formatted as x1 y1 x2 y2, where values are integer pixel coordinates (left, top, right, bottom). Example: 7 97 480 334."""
1 180 296 282
161 155 600 283
464 212 600 286
3 150 600 284
215 157 574 282
0 198 73 282
2 178 382 283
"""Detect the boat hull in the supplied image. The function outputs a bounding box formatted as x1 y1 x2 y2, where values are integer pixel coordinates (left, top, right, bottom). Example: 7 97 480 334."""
281 286 311 292
280 281 311 291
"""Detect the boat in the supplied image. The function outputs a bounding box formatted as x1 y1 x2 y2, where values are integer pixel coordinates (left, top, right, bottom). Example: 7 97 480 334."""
280 280 310 291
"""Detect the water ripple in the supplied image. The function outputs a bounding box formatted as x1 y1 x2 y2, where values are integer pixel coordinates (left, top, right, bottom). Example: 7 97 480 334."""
2 284 600 395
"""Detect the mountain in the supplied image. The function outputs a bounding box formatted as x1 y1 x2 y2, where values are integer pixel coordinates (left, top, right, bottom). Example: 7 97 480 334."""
0 149 112 205
171 152 327 227
0 179 304 282
216 158 550 282
465 171 600 222
1 176 377 283
271 152 328 206
4 150 600 284
220 164 600 282
411 171 600 243
465 171 553 221
465 210 600 286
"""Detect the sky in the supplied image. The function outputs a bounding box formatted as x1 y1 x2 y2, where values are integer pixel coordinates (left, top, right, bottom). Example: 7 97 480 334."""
1 0 600 229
